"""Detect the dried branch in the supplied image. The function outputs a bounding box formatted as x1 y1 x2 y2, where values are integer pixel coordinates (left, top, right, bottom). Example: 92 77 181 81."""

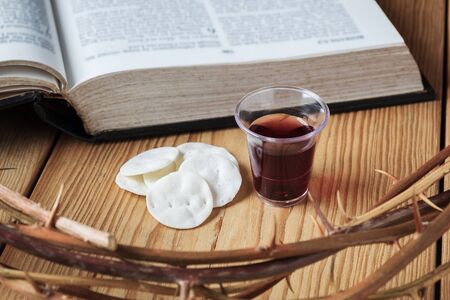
0 184 117 250
0 276 75 300
6 189 449 270
332 194 450 299
0 263 289 298
57 286 124 300
0 219 442 288
7 218 422 267
0 222 338 284
376 144 450 204
0 201 34 224
0 263 176 294
0 188 446 299
368 261 450 299
295 261 450 300
347 161 450 226
343 190 450 233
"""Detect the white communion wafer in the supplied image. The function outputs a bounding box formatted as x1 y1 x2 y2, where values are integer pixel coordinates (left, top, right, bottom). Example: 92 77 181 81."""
120 147 179 176
146 171 213 229
115 173 148 196
177 142 238 166
143 162 176 188
179 154 242 207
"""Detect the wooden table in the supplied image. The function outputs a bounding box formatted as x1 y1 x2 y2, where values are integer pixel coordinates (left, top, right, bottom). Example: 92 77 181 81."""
0 0 447 299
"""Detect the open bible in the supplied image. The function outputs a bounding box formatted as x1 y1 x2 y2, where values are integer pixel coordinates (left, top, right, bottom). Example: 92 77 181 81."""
0 0 431 140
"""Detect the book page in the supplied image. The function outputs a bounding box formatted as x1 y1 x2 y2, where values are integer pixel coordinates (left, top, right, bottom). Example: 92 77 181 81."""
0 0 66 81
54 0 404 87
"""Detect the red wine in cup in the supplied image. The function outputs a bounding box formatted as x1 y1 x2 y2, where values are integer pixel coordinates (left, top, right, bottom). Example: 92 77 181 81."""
248 113 315 202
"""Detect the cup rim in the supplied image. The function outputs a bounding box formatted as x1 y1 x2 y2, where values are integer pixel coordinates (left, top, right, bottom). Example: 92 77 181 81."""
234 86 330 143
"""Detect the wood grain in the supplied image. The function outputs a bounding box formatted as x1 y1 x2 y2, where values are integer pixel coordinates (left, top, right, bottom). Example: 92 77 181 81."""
441 1 450 299
377 0 446 97
0 106 57 224
0 100 440 299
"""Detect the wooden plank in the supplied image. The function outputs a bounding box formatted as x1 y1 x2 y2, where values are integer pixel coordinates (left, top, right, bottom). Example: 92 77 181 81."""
0 106 57 223
377 0 446 97
442 0 450 299
0 100 440 299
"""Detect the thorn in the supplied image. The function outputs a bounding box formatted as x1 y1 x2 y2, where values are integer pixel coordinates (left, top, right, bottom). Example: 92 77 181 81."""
219 283 227 296
285 275 294 293
189 287 196 299
308 192 335 234
309 214 325 237
411 196 423 234
329 255 338 292
393 239 402 251
257 245 268 252
0 167 15 171
45 184 64 228
119 256 137 264
269 216 278 249
336 190 352 221
178 280 190 300
409 290 422 300
374 169 399 184
174 284 180 297
42 282 53 296
417 287 426 298
418 193 443 212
